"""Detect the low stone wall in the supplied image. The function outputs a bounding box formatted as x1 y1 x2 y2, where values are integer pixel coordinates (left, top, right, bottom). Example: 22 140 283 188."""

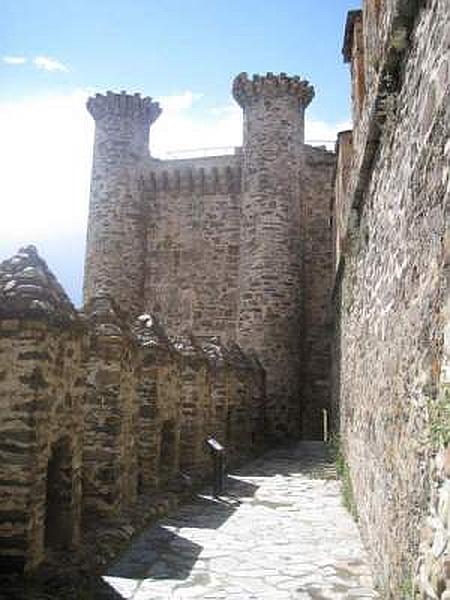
0 247 84 572
82 296 139 520
225 343 266 465
173 335 211 479
133 314 181 492
0 247 266 572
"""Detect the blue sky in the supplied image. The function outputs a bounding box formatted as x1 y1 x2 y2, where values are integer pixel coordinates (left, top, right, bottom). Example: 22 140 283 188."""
1 0 358 305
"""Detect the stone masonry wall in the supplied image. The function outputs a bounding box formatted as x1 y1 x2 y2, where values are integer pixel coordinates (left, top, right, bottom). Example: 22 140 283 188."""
234 72 314 440
172 335 210 478
83 92 161 318
300 145 336 440
416 447 450 598
83 74 336 441
143 154 241 340
334 1 450 596
133 314 181 492
0 246 265 572
0 247 84 572
82 296 138 520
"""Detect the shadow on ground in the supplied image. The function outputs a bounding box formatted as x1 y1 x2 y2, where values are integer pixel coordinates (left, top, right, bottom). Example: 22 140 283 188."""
1 443 333 599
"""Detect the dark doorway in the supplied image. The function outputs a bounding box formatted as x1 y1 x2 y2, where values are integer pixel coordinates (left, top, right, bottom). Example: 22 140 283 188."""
159 420 177 484
44 437 73 551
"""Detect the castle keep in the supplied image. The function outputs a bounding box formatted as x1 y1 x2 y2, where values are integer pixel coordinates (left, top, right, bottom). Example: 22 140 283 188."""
0 0 449 598
83 73 335 440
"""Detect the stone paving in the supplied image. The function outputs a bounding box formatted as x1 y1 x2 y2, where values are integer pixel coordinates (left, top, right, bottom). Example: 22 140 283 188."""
102 443 380 599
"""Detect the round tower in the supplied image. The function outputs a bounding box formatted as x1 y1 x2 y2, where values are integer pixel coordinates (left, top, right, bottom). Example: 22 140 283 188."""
83 91 161 318
233 72 314 439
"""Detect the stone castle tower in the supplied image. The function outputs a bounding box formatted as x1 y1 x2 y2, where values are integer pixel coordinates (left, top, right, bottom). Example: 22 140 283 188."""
234 74 314 437
84 73 335 440
83 91 161 317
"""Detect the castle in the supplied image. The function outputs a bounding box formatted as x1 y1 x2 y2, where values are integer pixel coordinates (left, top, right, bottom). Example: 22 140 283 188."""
83 72 335 442
0 0 449 598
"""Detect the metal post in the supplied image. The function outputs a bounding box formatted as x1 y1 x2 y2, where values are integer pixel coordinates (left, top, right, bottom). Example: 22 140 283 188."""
207 437 225 498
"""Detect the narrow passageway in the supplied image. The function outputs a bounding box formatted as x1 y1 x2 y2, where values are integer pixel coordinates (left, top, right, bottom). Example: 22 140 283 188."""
102 443 379 599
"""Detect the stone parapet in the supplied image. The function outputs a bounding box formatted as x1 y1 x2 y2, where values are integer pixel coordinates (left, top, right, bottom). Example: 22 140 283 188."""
147 163 241 195
0 247 84 572
132 314 181 492
232 72 314 108
82 295 139 519
0 240 267 568
0 246 78 325
143 154 242 340
87 91 161 125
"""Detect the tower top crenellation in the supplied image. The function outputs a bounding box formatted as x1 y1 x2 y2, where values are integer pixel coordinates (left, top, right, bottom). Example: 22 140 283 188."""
86 91 162 124
232 72 314 108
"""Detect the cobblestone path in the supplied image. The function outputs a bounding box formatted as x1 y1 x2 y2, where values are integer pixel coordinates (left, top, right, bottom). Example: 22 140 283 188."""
103 443 380 599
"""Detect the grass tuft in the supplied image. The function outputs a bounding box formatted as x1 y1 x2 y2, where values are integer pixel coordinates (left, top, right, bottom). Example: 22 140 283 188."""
328 434 358 520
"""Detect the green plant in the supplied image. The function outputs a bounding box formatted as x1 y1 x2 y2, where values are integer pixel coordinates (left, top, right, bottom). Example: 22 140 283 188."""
429 387 450 449
327 435 359 520
399 574 415 599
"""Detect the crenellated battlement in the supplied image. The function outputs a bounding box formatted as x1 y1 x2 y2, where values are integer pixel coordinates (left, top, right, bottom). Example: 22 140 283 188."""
84 71 332 442
232 72 314 107
87 90 161 124
146 162 241 195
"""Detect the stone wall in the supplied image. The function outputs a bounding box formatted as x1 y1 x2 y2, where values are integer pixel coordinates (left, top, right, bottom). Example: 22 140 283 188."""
300 145 336 439
234 72 314 439
82 296 139 519
416 447 450 598
143 154 242 340
83 92 161 318
333 0 450 596
133 314 181 492
0 247 265 572
83 74 336 440
0 247 84 571
174 335 211 478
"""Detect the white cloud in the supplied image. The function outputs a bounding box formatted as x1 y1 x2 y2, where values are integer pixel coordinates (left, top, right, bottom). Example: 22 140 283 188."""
33 56 69 72
152 97 242 158
306 118 352 150
0 90 93 246
2 56 27 65
158 90 203 113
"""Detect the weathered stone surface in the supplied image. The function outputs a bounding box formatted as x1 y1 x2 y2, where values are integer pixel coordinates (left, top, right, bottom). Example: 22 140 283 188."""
301 145 336 439
333 0 450 597
0 246 78 324
0 247 84 572
143 155 242 342
417 447 450 598
133 313 181 492
235 72 328 440
0 247 265 573
82 295 139 519
83 92 161 319
83 73 335 440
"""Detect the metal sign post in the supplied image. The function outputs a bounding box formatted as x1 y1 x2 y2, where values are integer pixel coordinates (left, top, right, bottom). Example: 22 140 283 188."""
206 437 225 497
